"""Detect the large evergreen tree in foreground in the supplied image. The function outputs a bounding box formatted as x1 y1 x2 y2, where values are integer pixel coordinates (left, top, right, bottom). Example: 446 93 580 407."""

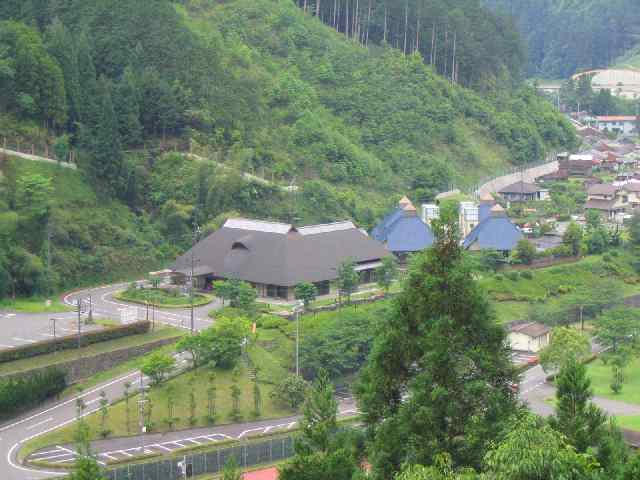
357 202 518 478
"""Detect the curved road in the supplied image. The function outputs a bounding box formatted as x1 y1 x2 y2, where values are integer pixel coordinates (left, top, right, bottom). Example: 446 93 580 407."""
0 283 221 480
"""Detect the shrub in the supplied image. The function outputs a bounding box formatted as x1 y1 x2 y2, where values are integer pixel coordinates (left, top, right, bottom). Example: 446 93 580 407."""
505 271 520 281
0 368 66 419
494 274 504 281
610 250 619 257
520 270 533 280
0 321 151 364
257 314 288 330
271 374 309 409
603 254 612 263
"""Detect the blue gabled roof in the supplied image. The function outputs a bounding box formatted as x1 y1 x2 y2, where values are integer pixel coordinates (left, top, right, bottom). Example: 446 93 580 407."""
463 215 523 251
372 207 434 253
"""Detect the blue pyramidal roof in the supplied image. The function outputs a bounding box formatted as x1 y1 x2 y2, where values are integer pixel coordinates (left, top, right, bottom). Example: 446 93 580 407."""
463 212 522 251
372 207 434 253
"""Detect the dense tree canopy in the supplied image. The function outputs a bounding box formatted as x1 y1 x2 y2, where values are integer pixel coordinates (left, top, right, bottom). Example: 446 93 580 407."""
357 205 517 477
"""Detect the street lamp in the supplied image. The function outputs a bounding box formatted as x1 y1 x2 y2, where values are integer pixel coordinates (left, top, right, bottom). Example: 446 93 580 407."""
294 300 304 377
189 223 201 334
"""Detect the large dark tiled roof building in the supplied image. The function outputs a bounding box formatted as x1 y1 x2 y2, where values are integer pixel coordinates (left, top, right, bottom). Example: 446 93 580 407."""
172 218 390 300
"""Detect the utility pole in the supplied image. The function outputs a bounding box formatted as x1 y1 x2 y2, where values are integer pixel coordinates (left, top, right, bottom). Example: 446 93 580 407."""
77 299 82 349
138 370 147 454
87 291 93 324
190 223 201 334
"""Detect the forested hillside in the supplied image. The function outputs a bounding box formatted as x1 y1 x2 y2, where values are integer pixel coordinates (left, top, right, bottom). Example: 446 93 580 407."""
484 0 640 78
0 0 575 298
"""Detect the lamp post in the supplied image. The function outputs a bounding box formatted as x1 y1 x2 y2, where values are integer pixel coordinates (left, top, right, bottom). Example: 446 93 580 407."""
294 300 304 377
189 223 201 334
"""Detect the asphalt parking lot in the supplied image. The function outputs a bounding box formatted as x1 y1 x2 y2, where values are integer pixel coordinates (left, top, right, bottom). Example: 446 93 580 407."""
0 311 104 350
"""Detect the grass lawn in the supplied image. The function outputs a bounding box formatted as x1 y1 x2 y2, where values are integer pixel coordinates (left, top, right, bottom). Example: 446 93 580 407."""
0 297 72 313
586 356 640 405
116 288 214 308
26 364 295 453
481 251 640 325
0 325 184 376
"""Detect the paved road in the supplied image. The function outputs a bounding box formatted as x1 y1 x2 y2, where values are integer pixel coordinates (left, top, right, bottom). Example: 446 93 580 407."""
0 311 103 350
520 365 640 418
62 283 219 332
0 283 224 479
26 398 358 468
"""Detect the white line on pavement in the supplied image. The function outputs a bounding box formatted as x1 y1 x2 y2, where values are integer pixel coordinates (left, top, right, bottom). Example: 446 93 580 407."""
12 337 36 344
25 417 53 431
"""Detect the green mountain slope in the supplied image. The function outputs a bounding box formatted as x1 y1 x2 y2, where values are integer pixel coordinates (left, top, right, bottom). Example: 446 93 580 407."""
0 0 575 298
483 0 640 78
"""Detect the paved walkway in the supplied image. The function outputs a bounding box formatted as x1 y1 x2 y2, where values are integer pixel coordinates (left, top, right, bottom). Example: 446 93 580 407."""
0 148 77 170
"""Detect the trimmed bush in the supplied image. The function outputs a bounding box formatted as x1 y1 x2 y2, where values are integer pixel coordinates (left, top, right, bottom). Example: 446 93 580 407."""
520 270 533 280
505 271 520 281
0 368 66 419
0 321 151 364
257 315 288 330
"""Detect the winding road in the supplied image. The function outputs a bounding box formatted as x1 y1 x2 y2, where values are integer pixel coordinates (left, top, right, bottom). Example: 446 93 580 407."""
0 283 221 480
2 284 640 479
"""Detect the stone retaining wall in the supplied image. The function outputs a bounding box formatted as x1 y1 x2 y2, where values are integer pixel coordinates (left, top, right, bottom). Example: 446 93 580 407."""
0 336 180 384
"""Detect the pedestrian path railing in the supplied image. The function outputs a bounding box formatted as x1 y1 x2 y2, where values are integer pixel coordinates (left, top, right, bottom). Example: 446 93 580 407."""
105 435 295 480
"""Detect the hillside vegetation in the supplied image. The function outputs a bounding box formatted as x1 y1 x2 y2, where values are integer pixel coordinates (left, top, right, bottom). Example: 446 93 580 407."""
0 0 575 298
484 0 640 78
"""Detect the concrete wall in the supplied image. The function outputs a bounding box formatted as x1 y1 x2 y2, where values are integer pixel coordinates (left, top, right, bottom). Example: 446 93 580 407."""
0 336 179 385
508 332 549 353
478 160 559 198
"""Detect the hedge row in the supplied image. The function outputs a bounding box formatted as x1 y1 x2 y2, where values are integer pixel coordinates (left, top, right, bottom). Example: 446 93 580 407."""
0 368 66 419
0 321 151 364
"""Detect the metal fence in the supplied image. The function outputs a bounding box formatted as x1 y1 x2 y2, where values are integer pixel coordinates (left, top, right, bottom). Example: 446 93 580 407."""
105 436 295 480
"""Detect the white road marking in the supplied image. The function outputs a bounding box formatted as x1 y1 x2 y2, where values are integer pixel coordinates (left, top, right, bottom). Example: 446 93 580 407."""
29 448 63 457
26 417 53 431
0 344 14 349
153 444 173 452
12 337 36 344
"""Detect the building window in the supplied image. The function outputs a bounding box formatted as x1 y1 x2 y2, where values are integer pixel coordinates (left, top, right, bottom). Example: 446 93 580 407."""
266 285 278 298
314 281 330 296
277 286 289 299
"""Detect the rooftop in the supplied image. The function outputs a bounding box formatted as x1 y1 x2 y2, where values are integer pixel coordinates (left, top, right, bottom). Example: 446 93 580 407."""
173 218 390 286
508 321 550 339
587 184 617 196
498 181 544 195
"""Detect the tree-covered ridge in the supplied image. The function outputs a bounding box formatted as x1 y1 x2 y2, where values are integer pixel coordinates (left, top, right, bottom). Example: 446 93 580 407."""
292 0 525 91
0 0 575 297
483 0 640 78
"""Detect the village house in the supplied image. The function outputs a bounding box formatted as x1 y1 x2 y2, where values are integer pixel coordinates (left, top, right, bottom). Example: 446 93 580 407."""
593 116 638 136
507 321 551 353
560 155 594 177
371 196 434 262
584 183 640 220
498 181 549 206
172 218 391 300
462 204 523 255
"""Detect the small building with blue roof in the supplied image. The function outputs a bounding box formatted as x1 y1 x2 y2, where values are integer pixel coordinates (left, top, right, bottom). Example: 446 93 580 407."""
372 196 435 261
463 203 523 255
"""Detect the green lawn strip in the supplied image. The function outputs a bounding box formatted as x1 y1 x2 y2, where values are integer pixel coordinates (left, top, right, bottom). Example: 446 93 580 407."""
115 289 215 309
24 364 295 455
0 326 184 376
0 297 73 313
615 415 640 432
586 356 640 405
249 329 293 385
492 301 530 325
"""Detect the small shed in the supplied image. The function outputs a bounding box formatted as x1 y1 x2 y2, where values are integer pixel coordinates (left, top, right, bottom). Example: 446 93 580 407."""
508 321 550 353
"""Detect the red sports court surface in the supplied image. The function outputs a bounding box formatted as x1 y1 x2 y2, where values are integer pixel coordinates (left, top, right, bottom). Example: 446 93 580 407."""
243 467 279 480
